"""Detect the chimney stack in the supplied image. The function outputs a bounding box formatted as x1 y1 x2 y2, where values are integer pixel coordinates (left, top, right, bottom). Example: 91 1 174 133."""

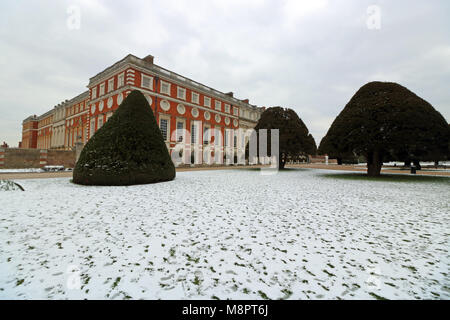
242 99 249 104
143 55 154 64
225 92 234 97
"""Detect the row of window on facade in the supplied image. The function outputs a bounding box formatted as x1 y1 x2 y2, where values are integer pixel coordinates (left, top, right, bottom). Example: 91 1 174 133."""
160 118 240 148
88 113 240 148
145 77 238 115
91 73 125 99
66 101 87 117
91 72 239 116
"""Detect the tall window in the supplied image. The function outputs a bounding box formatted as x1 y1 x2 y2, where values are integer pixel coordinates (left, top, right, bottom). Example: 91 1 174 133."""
204 96 211 107
224 104 230 113
177 87 186 100
142 75 153 89
108 78 114 92
161 81 170 95
99 83 105 96
215 100 221 111
92 87 97 99
233 107 239 116
203 126 209 144
98 117 103 129
177 121 184 142
160 118 168 141
191 92 199 104
90 118 95 138
191 123 197 144
118 73 125 87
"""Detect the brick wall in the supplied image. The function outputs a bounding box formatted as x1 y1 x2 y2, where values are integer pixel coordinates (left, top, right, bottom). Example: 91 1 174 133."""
0 148 76 169
47 150 76 167
310 155 338 164
0 148 41 169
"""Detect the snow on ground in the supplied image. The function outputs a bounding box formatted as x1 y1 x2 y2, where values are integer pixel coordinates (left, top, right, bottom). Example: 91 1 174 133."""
355 161 450 167
0 168 43 173
0 169 449 300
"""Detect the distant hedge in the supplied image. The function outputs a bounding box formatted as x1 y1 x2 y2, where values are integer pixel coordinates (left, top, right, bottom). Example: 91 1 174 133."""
73 90 175 185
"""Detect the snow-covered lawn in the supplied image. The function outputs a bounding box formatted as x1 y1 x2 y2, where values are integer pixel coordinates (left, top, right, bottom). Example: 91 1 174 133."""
0 168 43 173
0 169 448 300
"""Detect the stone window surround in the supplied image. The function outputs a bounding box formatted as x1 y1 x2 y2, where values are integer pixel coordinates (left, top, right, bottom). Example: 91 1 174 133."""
108 78 115 92
118 73 125 87
176 117 186 142
215 100 221 111
99 83 105 96
191 91 199 104
141 74 153 90
177 86 186 100
204 96 211 108
160 81 171 95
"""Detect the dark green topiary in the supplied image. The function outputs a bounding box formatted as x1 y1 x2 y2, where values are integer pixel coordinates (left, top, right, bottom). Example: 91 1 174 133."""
73 90 175 185
249 107 317 169
319 82 449 176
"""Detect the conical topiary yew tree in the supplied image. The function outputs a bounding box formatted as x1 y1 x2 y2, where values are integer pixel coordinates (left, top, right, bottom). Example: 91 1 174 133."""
319 81 449 176
73 90 175 185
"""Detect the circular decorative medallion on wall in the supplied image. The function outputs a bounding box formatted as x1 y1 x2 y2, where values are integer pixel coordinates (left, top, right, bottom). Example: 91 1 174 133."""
160 99 170 111
117 93 123 105
107 97 113 109
215 114 221 123
145 95 152 106
177 104 186 115
204 111 210 120
233 119 238 127
191 107 199 118
90 104 96 114
99 100 104 112
224 117 230 125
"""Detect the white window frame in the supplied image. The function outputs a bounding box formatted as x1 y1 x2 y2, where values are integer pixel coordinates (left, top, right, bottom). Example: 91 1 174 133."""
191 92 199 104
203 124 210 144
97 116 103 129
108 78 114 92
224 104 231 113
215 100 221 111
224 128 229 147
177 86 186 100
161 81 171 95
233 107 239 116
90 118 95 138
141 74 153 90
118 73 125 87
159 115 170 141
191 121 200 145
204 96 211 108
99 83 105 96
92 87 97 99
176 120 185 142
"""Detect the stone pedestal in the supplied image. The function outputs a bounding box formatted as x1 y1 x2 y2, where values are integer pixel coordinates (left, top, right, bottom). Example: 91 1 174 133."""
75 142 84 163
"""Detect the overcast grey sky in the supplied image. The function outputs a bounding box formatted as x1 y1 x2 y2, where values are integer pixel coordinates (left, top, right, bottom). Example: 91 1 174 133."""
1 0 449 146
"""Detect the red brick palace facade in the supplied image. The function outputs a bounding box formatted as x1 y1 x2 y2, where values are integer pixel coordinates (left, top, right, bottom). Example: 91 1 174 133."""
20 54 263 161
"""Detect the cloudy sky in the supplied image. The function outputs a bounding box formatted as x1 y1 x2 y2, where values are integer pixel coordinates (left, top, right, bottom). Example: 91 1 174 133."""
1 0 449 146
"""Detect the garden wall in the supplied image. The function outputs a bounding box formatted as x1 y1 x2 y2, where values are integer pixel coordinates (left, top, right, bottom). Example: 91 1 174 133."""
0 148 76 169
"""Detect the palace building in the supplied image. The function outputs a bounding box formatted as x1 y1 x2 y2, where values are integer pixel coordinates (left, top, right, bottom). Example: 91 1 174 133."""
20 54 263 161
